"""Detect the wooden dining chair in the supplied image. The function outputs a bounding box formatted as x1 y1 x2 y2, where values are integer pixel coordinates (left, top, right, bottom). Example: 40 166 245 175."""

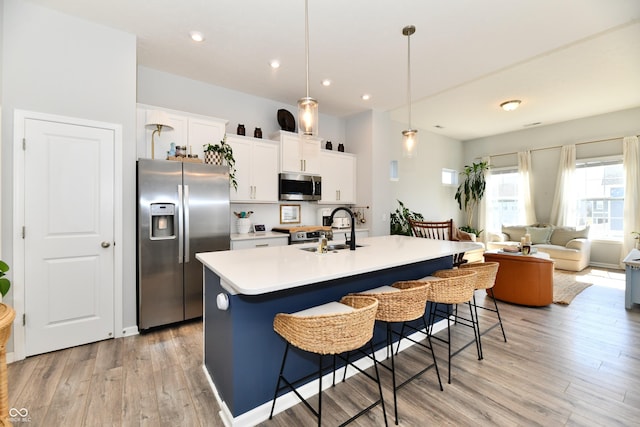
408 218 467 267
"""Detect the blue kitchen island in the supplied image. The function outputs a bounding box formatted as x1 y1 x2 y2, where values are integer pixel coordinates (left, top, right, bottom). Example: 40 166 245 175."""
196 235 481 426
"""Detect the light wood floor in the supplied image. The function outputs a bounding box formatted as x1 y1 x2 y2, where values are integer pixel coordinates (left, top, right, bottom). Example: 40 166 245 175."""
7 268 640 426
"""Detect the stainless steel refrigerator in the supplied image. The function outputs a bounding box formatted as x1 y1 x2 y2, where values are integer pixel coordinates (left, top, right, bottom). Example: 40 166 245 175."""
137 159 230 331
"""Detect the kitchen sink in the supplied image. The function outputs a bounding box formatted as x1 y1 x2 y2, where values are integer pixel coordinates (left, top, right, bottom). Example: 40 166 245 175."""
299 243 363 253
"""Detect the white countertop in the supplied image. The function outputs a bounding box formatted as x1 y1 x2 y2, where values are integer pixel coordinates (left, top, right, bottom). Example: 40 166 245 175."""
196 235 482 295
624 248 640 266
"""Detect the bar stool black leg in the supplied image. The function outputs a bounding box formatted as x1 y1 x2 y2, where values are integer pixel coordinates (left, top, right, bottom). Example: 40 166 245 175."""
421 316 444 392
386 323 399 425
370 340 389 427
488 288 508 342
269 343 290 420
469 299 483 360
317 354 323 427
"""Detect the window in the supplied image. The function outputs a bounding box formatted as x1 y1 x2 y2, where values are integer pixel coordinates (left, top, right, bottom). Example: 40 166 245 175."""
574 158 624 239
486 168 521 231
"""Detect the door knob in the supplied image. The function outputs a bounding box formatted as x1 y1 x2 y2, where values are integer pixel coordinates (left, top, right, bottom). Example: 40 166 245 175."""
101 241 111 248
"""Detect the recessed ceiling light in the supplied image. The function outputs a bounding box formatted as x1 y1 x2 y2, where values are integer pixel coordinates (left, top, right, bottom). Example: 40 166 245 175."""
361 94 371 101
269 60 280 69
500 100 521 111
189 31 204 42
321 79 332 87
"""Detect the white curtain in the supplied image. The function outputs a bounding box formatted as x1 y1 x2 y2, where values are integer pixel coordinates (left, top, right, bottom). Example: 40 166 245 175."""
517 151 537 225
549 145 576 226
477 156 491 243
621 136 640 263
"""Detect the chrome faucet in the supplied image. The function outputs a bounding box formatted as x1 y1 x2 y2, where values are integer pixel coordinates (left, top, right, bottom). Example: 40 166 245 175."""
330 207 356 250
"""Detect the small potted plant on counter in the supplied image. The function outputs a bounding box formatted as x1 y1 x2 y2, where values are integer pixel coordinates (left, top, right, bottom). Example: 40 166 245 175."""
203 136 237 190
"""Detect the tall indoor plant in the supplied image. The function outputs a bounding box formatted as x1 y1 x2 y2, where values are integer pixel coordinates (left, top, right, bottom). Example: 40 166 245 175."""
0 260 15 426
203 135 237 190
454 161 489 236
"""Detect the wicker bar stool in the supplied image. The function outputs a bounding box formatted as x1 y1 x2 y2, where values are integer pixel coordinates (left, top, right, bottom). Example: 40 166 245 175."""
269 295 387 427
352 280 444 425
460 261 506 358
425 269 479 384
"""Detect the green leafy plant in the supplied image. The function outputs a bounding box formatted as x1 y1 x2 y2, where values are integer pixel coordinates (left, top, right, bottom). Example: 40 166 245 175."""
454 161 490 236
203 135 237 190
0 260 11 298
390 200 424 236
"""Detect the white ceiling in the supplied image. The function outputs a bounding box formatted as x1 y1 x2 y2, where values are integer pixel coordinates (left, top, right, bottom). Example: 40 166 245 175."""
25 0 640 141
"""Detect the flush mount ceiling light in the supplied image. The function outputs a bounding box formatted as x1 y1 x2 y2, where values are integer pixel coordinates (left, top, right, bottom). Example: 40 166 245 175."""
298 0 318 136
189 31 204 42
401 25 417 158
500 99 521 111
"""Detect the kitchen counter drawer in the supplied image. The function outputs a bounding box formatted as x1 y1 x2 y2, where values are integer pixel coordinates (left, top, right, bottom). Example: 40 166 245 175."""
230 234 288 250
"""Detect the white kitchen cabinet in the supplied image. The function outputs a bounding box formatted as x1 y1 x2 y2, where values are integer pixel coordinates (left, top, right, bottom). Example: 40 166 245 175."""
230 235 288 250
271 130 321 174
226 135 279 203
319 150 357 204
137 104 227 161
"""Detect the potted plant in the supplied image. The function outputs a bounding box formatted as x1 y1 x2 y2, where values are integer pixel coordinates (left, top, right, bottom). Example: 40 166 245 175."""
454 161 490 236
390 200 424 236
203 135 238 190
0 260 15 426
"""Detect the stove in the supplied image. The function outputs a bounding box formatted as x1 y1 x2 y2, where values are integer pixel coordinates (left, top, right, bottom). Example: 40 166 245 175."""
272 225 333 244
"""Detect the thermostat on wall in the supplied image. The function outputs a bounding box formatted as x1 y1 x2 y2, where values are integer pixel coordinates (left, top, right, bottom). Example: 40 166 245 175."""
253 224 266 234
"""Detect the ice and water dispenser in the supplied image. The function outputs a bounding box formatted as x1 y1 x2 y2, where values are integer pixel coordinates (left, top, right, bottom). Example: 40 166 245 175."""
150 203 176 239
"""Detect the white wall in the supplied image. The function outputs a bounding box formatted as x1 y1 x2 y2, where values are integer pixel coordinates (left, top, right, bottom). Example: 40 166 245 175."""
137 67 346 146
390 120 465 225
1 0 137 333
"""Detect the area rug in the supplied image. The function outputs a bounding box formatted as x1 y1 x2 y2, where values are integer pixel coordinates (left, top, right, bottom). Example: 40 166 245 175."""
553 271 592 305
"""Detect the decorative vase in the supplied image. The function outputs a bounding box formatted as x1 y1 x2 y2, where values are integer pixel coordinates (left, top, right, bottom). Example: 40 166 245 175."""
236 218 251 234
237 124 246 136
325 140 332 150
204 152 223 165
254 127 262 138
338 143 344 152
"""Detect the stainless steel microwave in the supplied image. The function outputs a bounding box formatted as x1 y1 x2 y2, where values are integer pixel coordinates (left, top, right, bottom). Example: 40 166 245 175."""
279 173 321 201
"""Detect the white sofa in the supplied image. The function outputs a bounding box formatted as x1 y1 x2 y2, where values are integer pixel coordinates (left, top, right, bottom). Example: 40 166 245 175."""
487 224 591 272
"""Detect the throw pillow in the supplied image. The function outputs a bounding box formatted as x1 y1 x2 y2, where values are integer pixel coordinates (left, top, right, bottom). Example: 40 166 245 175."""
525 226 552 244
549 226 590 246
501 225 528 242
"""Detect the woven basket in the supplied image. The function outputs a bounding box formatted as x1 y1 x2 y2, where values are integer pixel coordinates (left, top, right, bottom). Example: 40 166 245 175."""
460 262 499 290
273 296 378 355
0 304 15 427
353 280 441 323
429 269 478 304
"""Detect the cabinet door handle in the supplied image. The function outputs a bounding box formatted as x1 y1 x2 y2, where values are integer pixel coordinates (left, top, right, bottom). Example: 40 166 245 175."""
303 159 306 171
255 243 269 247
300 159 304 171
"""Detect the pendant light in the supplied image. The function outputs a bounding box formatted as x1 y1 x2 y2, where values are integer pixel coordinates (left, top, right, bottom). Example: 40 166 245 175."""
402 25 417 158
298 0 318 136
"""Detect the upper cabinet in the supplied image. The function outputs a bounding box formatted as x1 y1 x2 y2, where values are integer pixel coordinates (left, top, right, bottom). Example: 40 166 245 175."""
226 135 279 203
319 151 357 205
137 105 227 160
271 130 321 174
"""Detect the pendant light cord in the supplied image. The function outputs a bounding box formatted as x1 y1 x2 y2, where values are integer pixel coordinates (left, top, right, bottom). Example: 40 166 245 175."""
305 0 310 99
407 30 412 129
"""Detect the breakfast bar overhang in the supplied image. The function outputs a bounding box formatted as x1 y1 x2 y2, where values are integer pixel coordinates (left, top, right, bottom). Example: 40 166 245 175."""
196 235 481 426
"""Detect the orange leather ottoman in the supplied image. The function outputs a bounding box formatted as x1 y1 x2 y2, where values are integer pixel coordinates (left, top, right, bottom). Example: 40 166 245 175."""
483 251 554 306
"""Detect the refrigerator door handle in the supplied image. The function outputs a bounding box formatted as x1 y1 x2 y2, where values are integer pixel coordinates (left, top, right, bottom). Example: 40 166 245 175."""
178 184 184 264
183 184 190 263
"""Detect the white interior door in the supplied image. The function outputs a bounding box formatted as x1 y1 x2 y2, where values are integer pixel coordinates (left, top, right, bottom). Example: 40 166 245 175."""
23 118 115 356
